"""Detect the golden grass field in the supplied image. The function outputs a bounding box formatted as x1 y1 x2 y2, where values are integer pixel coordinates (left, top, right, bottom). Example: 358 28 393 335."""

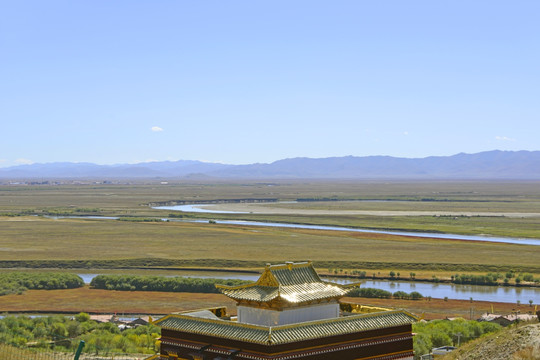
1 217 539 275
1 181 539 278
0 181 539 321
0 286 237 314
0 286 530 321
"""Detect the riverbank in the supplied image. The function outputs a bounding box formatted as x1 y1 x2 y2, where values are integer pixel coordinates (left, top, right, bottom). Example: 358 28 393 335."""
0 259 540 289
0 286 534 321
2 266 538 305
2 216 539 275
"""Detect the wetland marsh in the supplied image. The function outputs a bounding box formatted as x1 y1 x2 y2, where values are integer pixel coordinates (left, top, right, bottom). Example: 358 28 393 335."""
1 180 539 311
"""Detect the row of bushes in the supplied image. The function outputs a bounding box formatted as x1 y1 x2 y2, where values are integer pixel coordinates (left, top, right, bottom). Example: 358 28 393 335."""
338 268 538 287
90 275 251 293
451 272 540 285
0 272 84 296
1 258 538 275
347 287 423 300
452 273 499 285
3 208 103 216
116 217 163 222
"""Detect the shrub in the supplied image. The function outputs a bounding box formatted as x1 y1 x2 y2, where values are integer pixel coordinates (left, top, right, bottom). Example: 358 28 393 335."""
452 273 498 285
348 287 392 299
0 272 84 296
90 274 252 293
393 291 409 299
413 319 501 359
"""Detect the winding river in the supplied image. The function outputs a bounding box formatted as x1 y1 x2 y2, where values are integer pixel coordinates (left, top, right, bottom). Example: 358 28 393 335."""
78 272 539 304
147 203 540 303
153 204 540 246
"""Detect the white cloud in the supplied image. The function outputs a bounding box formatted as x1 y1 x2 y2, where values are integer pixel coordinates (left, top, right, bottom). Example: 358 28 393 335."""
403 131 409 136
15 158 34 165
495 136 516 142
151 126 164 132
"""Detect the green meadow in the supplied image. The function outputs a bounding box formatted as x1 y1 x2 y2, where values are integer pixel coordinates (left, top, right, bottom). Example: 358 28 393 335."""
0 180 539 276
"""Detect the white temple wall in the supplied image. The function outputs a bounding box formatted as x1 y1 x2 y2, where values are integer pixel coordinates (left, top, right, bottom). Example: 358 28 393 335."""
237 303 339 326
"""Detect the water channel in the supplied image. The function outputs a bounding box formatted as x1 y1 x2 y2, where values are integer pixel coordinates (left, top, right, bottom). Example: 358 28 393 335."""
41 203 540 304
146 204 540 303
78 272 539 304
154 204 540 246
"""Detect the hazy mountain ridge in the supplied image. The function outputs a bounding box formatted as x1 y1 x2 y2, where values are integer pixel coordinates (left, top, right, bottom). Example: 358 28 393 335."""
1 151 539 179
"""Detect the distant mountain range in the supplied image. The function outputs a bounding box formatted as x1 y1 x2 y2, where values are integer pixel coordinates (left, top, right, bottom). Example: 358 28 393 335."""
1 150 539 180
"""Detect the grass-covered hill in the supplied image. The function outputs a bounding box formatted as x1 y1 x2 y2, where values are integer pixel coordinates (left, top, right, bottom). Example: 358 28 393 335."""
441 322 540 360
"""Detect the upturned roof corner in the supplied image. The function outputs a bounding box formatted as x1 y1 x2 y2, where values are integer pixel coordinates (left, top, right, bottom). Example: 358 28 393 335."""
216 261 360 305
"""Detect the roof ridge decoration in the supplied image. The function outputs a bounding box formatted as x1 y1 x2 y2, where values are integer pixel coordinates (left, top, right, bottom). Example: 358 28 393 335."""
155 310 418 345
216 261 361 306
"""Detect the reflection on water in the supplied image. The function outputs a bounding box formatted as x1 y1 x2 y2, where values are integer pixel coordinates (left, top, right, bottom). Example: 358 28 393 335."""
79 272 539 304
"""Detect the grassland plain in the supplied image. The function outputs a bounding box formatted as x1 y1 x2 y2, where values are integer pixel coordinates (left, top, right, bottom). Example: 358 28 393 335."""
1 180 540 237
180 212 540 239
1 181 539 276
2 180 540 212
1 217 539 275
0 286 527 320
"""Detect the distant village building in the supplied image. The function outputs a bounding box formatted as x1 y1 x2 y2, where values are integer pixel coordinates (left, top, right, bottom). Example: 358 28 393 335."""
153 261 417 359
478 312 538 326
89 314 117 323
128 317 150 327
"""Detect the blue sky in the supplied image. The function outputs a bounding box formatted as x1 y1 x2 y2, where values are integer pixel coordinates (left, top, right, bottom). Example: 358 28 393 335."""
1 1 539 167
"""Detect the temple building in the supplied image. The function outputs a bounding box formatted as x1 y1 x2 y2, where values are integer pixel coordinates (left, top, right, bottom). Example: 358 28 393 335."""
153 261 417 359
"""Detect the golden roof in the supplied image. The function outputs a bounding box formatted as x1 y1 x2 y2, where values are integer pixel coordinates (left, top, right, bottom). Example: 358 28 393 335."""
216 261 359 305
156 310 417 345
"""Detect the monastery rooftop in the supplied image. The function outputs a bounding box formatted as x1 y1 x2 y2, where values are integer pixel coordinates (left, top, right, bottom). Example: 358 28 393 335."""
216 261 359 305
156 309 417 345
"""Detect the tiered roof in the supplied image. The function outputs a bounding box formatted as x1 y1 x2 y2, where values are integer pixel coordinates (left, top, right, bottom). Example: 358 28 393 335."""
156 310 417 345
216 261 357 305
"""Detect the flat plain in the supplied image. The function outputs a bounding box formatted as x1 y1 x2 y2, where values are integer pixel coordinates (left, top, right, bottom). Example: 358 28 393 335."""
1 180 540 318
1 180 539 275
0 286 527 321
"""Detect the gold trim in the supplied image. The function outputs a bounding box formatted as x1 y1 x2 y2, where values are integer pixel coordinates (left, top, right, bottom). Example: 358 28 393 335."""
208 331 414 357
216 261 359 305
157 309 417 330
267 333 413 356
164 330 413 358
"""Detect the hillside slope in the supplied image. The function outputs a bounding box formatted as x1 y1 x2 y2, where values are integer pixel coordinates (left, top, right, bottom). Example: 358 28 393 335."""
441 323 540 360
